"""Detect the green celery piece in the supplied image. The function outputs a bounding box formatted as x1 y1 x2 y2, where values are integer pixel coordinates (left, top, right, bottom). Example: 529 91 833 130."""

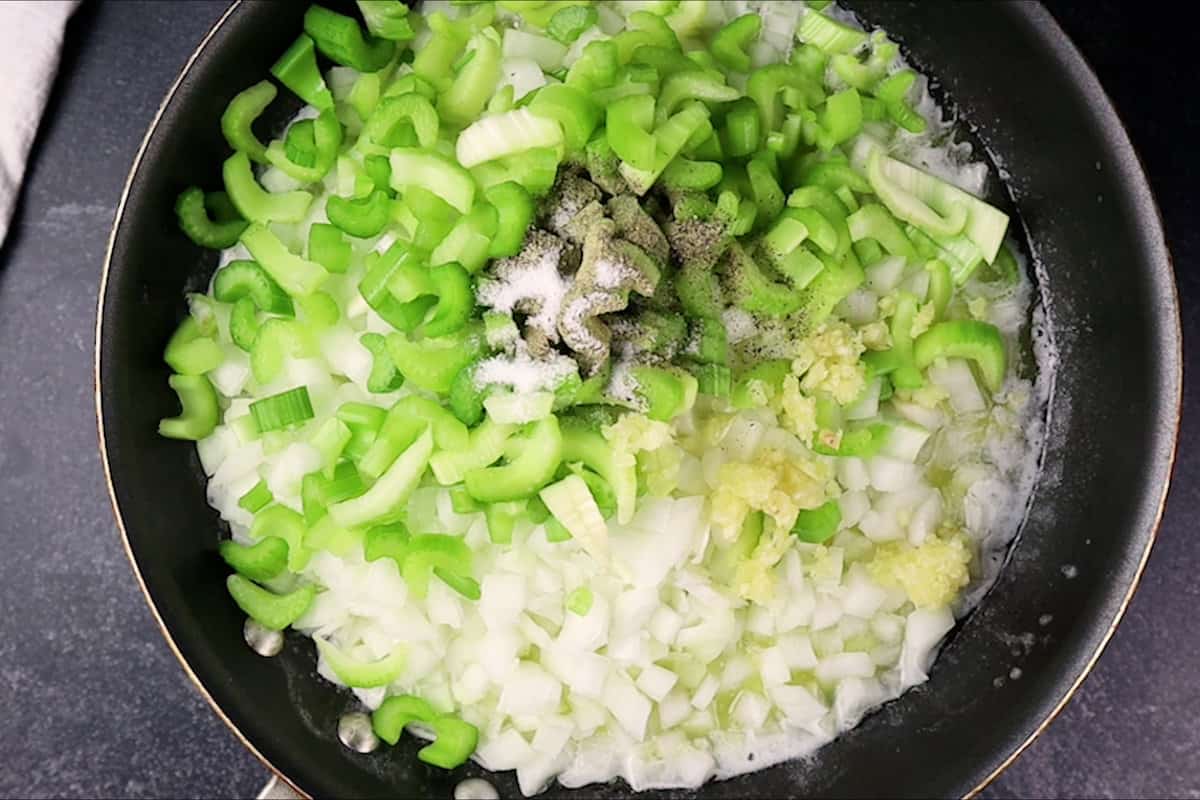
328 429 434 528
237 480 273 513
219 537 289 582
402 534 473 598
338 402 386 461
304 5 395 72
695 363 732 397
213 259 293 315
809 87 863 151
708 510 762 583
731 359 791 409
795 249 866 327
875 69 927 133
913 320 1007 393
429 418 515 485
359 241 436 331
722 99 760 158
867 150 966 240
429 207 496 275
926 258 953 320
248 318 315 384
363 92 439 148
389 149 475 214
225 575 317 631
559 421 637 525
412 9 488 92
619 101 710 195
463 416 562 503
797 10 867 54
360 333 405 394
327 189 390 238
631 366 697 422
240 224 328 298
656 69 739 121
358 396 466 479
846 203 919 261
363 522 411 567
565 586 593 615
228 300 258 352
434 568 481 600
266 109 344 185
721 241 805 317
356 1 415 41
221 80 276 163
159 374 219 440
484 500 525 545
528 83 600 155
175 187 248 249
307 223 352 275
439 28 502 126
271 35 334 110
660 157 722 191
164 317 223 376
250 386 315 433
387 326 484 394
567 464 617 519
372 695 436 744
484 181 534 259
746 63 823 134
791 500 842 543
547 5 598 44
418 716 479 769
447 365 485 427
316 638 406 688
711 13 760 73
606 94 657 173
223 152 314 224
565 39 619 92
251 505 311 572
386 256 475 338
746 153 783 230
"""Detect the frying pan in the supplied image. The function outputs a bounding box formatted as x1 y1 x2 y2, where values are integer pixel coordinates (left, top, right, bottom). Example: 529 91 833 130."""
95 1 1182 797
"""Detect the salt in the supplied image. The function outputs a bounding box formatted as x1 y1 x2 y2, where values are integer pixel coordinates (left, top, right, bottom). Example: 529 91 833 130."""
558 290 615 357
474 350 577 395
594 257 629 290
721 308 757 344
476 232 570 339
606 356 644 410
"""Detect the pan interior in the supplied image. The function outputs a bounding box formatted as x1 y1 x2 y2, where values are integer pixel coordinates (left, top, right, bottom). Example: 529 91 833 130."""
97 2 1180 798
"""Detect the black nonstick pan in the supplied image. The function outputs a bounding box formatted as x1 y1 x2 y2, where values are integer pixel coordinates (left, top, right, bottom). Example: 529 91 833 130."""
96 2 1182 797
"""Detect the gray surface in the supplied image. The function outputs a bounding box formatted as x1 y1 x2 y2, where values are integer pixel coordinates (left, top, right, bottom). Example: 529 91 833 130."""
0 1 1194 798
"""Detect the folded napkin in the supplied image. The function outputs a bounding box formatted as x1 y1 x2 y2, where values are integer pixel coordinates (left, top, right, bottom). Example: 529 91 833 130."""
0 1 79 247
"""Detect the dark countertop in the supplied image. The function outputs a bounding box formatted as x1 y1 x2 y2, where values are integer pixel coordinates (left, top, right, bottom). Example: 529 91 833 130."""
0 2 1194 798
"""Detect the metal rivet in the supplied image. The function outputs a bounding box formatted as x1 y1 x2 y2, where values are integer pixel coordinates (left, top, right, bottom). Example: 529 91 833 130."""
338 712 379 754
454 778 499 800
243 619 283 657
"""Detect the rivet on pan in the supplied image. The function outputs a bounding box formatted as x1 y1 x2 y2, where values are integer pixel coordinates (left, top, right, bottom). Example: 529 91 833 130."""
454 778 499 800
338 712 380 754
243 619 283 657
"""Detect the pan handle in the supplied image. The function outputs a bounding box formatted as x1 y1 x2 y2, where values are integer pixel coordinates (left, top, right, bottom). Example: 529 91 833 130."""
256 776 303 800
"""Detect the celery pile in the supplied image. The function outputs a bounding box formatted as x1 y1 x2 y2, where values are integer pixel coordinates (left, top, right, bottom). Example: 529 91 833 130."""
160 0 1039 794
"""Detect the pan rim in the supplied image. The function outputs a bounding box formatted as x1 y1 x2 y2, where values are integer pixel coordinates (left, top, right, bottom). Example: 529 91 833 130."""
93 2 1183 798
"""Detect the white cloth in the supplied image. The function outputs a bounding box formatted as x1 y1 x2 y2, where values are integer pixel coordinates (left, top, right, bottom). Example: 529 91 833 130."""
0 1 78 246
